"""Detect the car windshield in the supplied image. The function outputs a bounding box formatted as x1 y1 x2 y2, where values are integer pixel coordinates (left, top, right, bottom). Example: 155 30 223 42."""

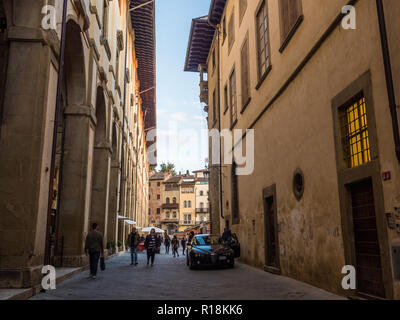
195 235 221 245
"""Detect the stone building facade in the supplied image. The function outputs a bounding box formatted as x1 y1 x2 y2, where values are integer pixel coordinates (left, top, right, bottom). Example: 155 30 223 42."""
161 175 180 235
186 0 400 299
194 169 210 226
148 171 170 227
178 176 196 232
0 0 154 288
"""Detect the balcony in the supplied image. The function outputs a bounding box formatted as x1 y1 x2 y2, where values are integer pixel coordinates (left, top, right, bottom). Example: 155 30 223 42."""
200 80 208 104
180 220 195 226
196 208 209 214
161 217 179 223
162 203 179 210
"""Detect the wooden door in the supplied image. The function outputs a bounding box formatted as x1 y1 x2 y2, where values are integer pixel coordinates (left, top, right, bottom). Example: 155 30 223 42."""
264 196 279 268
350 179 385 298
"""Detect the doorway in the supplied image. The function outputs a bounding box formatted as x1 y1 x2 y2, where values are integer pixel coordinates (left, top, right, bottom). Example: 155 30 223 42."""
263 184 280 273
349 179 385 298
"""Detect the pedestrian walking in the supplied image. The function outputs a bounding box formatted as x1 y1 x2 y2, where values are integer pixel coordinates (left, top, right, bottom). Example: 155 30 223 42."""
127 226 140 266
187 231 195 256
222 227 232 243
144 228 161 266
84 223 104 280
181 237 187 256
164 234 171 254
171 235 179 257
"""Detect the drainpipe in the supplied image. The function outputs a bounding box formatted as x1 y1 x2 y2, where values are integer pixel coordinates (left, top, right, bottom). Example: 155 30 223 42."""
44 0 68 265
208 20 224 221
376 0 400 163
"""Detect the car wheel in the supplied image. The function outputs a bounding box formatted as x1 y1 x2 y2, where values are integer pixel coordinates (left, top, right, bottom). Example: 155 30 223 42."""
189 257 196 270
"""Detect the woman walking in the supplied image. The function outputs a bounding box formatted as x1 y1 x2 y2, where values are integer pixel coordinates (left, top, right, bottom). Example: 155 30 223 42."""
164 234 171 254
171 235 179 257
144 228 161 266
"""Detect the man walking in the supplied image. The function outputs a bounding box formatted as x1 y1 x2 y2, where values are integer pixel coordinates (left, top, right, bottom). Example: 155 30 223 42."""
144 228 161 266
164 234 171 254
127 226 140 266
171 235 179 257
181 237 187 256
85 223 104 279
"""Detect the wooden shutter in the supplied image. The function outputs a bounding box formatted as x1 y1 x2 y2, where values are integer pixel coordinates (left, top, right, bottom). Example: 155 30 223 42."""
228 11 235 53
280 0 302 42
241 37 250 107
239 0 247 24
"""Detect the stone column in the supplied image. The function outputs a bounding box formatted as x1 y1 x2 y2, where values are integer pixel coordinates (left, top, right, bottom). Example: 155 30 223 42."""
90 143 111 243
0 0 59 288
107 159 120 246
56 106 95 267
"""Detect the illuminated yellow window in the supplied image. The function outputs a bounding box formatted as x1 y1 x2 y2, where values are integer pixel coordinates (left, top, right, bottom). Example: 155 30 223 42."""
340 95 371 168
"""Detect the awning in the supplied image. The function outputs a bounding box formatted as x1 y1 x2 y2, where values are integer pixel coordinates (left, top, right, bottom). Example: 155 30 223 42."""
208 0 227 26
118 215 127 219
124 220 137 225
184 16 215 72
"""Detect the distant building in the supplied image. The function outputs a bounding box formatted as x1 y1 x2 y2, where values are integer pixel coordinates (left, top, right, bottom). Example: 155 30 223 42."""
148 172 171 227
179 175 196 232
194 169 210 227
162 176 181 235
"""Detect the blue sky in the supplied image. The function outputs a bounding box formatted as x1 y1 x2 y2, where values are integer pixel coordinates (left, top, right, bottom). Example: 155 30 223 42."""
155 0 210 174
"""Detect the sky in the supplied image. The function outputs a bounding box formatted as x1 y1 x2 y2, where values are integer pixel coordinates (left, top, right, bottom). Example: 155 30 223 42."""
155 0 211 174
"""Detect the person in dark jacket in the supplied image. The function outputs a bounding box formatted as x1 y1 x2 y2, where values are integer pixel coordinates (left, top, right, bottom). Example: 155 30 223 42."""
164 234 171 254
171 235 179 257
181 238 187 256
127 226 140 266
85 223 104 279
144 228 161 266
222 227 232 243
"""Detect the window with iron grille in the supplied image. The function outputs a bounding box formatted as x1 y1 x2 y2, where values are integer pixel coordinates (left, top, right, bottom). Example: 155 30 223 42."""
0 17 6 33
340 94 371 168
228 10 235 54
239 0 247 25
229 69 237 126
279 0 303 51
256 0 271 80
241 35 250 108
157 208 160 214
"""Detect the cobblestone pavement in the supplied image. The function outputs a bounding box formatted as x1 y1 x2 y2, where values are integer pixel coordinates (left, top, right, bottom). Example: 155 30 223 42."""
31 246 344 300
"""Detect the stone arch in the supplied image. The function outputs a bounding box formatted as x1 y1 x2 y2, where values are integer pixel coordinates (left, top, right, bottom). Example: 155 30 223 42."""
55 19 92 267
90 86 111 241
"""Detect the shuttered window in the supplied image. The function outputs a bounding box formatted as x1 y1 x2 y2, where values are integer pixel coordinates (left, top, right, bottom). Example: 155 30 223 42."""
229 69 237 126
212 89 216 124
228 11 235 54
102 0 109 39
231 163 239 224
239 0 247 25
256 1 271 80
241 36 250 108
279 0 303 51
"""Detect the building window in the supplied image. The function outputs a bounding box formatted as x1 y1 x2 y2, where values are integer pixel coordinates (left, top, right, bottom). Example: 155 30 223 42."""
173 197 177 204
173 212 177 218
229 69 237 127
101 0 109 39
166 197 170 204
212 89 216 124
200 190 204 196
232 162 239 224
239 0 247 25
222 16 227 43
184 201 187 208
279 0 303 52
212 48 216 70
148 209 151 216
166 212 170 219
115 47 120 86
224 84 228 114
0 16 6 33
157 194 160 200
157 208 160 214
340 94 371 168
256 1 271 82
157 182 160 186
188 200 192 208
240 35 250 109
228 10 235 54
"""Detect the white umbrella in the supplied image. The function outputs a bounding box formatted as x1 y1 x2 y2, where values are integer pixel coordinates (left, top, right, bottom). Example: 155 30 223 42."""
124 220 137 225
141 227 165 233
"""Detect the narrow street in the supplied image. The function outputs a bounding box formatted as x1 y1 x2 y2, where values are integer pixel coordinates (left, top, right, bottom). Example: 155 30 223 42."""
31 247 343 300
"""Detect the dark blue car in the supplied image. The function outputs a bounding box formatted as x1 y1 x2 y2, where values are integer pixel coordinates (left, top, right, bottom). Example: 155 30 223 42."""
186 234 240 269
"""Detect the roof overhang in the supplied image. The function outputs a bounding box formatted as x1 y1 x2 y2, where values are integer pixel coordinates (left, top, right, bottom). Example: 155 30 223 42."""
129 0 156 134
184 16 215 72
208 0 227 26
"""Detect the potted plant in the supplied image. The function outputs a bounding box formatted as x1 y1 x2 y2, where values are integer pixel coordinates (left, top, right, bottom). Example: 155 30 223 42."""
117 240 122 251
106 241 116 255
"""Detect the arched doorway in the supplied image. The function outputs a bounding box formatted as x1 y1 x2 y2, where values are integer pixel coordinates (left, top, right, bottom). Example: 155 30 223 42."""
53 20 93 267
89 86 110 241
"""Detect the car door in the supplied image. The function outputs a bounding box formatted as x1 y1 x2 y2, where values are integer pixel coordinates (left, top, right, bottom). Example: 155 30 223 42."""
230 233 241 258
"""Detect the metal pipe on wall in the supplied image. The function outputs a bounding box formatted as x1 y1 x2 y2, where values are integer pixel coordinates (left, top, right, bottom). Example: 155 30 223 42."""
376 0 400 163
